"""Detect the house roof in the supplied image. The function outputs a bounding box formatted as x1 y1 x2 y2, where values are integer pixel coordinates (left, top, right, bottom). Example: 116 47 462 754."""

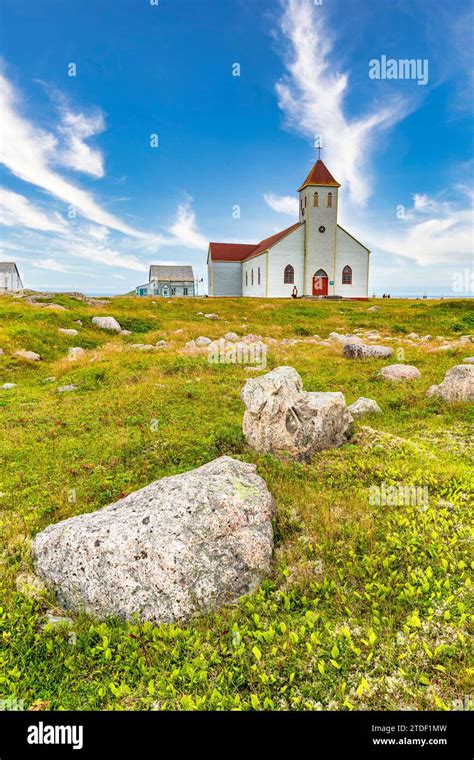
298 159 340 191
209 222 302 262
0 262 19 273
149 265 194 282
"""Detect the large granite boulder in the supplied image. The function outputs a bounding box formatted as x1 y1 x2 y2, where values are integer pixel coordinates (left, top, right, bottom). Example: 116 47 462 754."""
343 343 393 359
241 366 352 461
426 364 474 402
92 316 122 333
32 457 274 623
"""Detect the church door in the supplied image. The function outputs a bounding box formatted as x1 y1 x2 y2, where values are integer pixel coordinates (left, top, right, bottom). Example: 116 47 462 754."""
313 269 328 296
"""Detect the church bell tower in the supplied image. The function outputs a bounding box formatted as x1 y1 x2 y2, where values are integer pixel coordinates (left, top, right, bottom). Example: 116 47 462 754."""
298 155 340 296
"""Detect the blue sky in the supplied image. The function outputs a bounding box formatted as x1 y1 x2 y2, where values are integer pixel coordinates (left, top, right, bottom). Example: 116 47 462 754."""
0 0 472 295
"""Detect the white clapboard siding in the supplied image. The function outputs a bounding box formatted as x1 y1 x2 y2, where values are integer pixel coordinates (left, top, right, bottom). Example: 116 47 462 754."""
335 226 370 298
242 252 267 297
210 261 243 296
267 225 305 297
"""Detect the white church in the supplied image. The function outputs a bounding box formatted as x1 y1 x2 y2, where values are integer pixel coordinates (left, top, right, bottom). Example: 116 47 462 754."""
207 158 370 299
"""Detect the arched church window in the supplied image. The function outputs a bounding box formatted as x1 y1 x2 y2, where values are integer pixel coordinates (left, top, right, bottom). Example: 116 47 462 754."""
258 267 261 285
327 192 333 208
342 265 352 284
284 265 294 284
313 192 319 207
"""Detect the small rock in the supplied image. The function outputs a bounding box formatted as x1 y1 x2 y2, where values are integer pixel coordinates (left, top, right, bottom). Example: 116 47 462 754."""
58 384 77 393
329 332 364 346
14 350 41 361
131 344 155 351
242 334 264 344
367 306 379 312
459 335 473 343
241 366 353 461
74 320 83 326
365 330 382 340
155 340 168 348
204 313 219 320
32 457 274 623
426 364 474 402
195 336 212 347
343 343 393 359
92 316 122 333
463 357 474 364
421 335 433 342
224 332 239 342
43 303 66 311
2 383 16 390
348 397 383 416
120 329 132 336
68 347 85 360
58 328 78 336
43 376 56 383
407 333 420 340
380 364 421 381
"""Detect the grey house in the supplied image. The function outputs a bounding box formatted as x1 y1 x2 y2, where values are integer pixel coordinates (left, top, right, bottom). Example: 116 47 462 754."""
136 265 195 297
0 262 24 292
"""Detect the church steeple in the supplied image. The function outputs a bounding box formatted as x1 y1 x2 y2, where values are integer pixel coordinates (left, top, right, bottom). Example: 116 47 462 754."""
297 159 340 192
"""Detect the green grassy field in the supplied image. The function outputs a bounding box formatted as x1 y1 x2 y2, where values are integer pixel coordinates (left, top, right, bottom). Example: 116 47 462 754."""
0 294 472 711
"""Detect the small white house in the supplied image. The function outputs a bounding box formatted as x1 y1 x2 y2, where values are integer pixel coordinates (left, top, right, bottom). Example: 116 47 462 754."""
0 262 23 292
208 158 370 299
136 265 195 297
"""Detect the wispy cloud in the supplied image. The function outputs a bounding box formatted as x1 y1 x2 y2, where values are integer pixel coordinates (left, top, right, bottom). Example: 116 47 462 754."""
167 198 208 250
57 108 106 178
0 71 147 237
0 188 67 233
274 0 411 205
264 193 298 215
345 187 473 267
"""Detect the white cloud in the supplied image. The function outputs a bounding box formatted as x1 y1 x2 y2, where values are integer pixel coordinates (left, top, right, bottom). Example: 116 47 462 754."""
344 191 473 267
167 199 208 250
0 188 67 232
264 193 298 215
0 71 147 237
33 257 71 273
57 109 105 178
275 0 410 205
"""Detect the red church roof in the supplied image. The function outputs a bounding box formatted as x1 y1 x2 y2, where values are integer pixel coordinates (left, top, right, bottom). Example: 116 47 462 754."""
209 222 302 262
208 243 256 262
298 159 340 191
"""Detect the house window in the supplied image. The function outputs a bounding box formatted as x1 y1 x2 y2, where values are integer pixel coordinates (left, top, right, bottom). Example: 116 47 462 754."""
342 265 352 284
327 192 333 208
246 271 248 286
251 269 254 285
171 287 176 295
258 267 261 285
313 192 319 207
183 287 188 295
284 264 294 284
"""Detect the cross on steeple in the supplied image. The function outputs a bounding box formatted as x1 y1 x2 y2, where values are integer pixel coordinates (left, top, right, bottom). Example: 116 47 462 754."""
317 145 323 160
